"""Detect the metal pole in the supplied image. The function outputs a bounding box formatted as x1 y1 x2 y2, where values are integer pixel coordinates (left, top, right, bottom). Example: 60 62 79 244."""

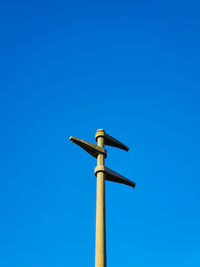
95 129 106 267
69 129 135 267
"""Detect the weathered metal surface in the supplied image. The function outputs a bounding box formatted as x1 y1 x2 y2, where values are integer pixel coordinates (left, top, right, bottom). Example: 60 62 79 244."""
69 136 107 158
95 129 129 151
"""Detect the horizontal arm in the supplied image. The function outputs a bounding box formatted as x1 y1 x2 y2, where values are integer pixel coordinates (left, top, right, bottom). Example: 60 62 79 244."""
95 129 129 151
95 166 136 188
69 136 107 158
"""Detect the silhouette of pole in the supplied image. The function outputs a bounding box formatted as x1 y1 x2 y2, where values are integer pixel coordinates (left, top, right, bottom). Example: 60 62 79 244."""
69 129 136 267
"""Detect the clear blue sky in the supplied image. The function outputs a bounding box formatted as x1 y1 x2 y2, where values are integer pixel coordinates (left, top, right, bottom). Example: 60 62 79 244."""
0 0 200 266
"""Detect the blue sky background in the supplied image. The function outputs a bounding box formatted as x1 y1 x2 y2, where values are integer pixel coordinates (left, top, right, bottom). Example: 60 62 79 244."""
0 0 200 266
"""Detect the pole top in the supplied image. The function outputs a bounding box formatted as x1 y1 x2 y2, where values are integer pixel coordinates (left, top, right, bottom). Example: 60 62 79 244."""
95 129 129 151
95 129 105 137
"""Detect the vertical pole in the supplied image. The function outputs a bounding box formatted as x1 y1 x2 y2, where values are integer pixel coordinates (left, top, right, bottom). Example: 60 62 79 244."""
95 130 106 267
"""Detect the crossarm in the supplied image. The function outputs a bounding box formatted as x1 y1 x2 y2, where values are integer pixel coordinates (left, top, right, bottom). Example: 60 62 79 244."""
95 166 136 188
69 136 107 158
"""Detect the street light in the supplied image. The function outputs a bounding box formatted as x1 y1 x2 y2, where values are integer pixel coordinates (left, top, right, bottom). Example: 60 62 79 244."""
69 129 136 267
